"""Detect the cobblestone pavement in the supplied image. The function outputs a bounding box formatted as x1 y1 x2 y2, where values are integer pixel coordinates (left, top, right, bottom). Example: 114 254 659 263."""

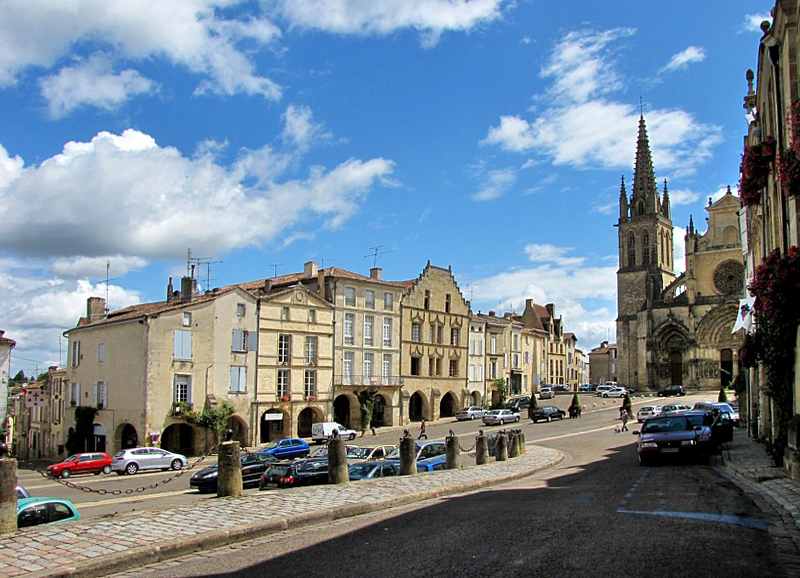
719 433 800 576
1 445 563 578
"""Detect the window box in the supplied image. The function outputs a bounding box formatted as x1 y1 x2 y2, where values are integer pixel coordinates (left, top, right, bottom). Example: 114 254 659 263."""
306 395 317 402
172 401 192 416
280 394 291 402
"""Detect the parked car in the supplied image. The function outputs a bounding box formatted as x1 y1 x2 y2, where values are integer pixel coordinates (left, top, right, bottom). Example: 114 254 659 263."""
416 455 448 472
308 444 358 460
554 384 571 392
482 409 520 426
634 415 703 466
529 406 566 423
660 403 691 415
190 452 278 493
111 448 187 475
595 385 615 396
658 385 686 397
17 498 80 528
601 387 628 398
47 452 113 479
579 384 596 392
256 438 310 460
681 410 733 451
348 461 399 481
713 402 740 426
15 486 30 499
455 406 486 421
259 459 329 489
504 396 531 413
386 441 446 462
310 422 357 443
347 445 396 462
636 406 662 422
538 387 555 400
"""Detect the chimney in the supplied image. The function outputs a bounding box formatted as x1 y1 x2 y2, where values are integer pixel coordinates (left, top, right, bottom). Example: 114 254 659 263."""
317 268 326 298
167 277 174 302
263 279 273 294
488 310 496 317
545 303 555 318
180 276 196 302
303 261 318 279
370 267 382 281
87 297 106 322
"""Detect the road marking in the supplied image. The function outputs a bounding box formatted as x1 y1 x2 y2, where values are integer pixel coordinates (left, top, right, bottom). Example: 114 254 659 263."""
616 508 766 530
19 470 194 491
624 471 649 501
532 424 621 443
76 489 197 508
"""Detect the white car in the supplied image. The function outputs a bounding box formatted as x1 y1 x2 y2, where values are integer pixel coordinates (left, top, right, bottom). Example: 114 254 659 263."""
482 409 520 426
713 403 740 425
601 387 628 398
660 403 691 415
455 406 486 421
112 447 187 475
595 385 615 396
636 405 662 422
538 387 555 400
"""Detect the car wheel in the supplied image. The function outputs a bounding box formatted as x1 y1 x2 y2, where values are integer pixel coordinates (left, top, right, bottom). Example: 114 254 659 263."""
170 459 182 470
470 414 475 420
126 462 139 475
60 469 71 479
546 416 552 423
102 465 112 474
515 416 520 423
349 433 357 441
603 393 609 398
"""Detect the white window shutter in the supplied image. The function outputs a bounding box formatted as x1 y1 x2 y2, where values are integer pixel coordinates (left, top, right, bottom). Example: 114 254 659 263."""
101 381 108 407
184 332 192 358
174 330 181 358
76 383 81 405
93 382 98 406
248 330 258 352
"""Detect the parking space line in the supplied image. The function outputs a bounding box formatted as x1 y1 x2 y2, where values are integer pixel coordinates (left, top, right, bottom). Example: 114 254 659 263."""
616 508 766 530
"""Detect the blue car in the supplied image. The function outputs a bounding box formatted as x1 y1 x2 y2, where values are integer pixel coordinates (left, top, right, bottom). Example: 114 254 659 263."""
17 498 80 528
416 455 448 472
257 438 310 460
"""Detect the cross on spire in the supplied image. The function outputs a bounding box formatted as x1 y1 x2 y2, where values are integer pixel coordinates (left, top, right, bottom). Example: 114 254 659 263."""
638 96 647 116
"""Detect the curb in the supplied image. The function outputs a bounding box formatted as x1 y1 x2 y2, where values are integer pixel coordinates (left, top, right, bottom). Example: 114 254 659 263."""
25 450 564 578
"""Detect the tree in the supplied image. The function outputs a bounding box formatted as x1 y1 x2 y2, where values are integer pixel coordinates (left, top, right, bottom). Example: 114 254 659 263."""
718 386 729 403
528 391 538 409
183 401 235 445
493 379 507 409
9 370 26 384
355 389 378 437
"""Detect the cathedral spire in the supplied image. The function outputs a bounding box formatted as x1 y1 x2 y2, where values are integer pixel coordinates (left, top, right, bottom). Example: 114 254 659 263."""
631 114 659 214
619 175 628 218
661 179 671 219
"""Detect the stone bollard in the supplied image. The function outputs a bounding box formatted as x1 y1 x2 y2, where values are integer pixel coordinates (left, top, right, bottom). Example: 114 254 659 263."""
399 430 417 476
445 430 461 470
475 431 489 465
0 457 17 535
508 430 520 458
327 432 349 485
517 429 527 455
496 431 508 461
217 441 243 498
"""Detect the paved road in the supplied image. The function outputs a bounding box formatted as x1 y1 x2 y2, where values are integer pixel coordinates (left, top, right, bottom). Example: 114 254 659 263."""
16 392 643 519
104 393 784 578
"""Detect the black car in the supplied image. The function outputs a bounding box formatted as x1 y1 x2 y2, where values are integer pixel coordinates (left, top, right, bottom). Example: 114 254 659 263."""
259 459 329 489
504 396 531 413
190 452 278 492
658 385 685 397
529 406 566 423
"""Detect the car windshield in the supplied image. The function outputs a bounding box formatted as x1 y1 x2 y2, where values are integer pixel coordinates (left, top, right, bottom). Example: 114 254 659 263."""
262 441 279 450
686 414 712 426
715 404 733 412
63 455 79 462
348 463 376 478
264 465 290 476
348 447 374 459
641 417 692 433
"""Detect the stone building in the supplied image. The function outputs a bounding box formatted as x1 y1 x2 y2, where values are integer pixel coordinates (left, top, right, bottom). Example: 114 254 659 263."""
589 341 617 385
0 330 15 438
616 115 744 392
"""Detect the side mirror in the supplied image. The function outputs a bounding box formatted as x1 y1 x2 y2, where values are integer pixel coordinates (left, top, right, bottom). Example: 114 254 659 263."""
632 430 640 435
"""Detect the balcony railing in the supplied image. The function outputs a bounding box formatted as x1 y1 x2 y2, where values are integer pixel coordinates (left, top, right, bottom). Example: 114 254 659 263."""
334 375 404 387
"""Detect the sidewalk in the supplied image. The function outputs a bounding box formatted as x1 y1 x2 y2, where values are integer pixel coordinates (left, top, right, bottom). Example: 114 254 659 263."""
1 445 563 578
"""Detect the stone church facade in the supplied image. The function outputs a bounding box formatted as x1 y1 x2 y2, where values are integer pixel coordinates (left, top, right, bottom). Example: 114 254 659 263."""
616 115 744 392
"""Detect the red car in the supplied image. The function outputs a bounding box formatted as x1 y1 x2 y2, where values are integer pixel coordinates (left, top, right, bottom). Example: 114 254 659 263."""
47 453 113 478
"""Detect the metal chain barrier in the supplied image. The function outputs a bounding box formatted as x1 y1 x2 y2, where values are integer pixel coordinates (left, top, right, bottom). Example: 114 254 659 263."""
14 442 220 496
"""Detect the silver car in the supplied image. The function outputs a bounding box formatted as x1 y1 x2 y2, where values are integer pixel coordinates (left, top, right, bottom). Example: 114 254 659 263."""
112 447 187 475
482 409 520 426
455 406 485 421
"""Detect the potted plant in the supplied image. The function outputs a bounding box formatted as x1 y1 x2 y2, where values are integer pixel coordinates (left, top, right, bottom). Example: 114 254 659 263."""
280 394 291 402
739 137 774 207
306 395 317 402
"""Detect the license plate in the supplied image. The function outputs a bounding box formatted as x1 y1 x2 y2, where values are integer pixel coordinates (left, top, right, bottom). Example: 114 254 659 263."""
267 482 278 487
661 448 679 453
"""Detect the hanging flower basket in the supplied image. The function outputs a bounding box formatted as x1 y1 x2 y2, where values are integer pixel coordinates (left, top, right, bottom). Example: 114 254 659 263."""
280 395 291 402
739 138 774 207
306 395 317 402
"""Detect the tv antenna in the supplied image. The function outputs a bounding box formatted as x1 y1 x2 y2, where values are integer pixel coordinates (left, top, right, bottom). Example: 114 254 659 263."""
364 245 393 268
90 260 122 314
466 284 480 302
269 263 286 277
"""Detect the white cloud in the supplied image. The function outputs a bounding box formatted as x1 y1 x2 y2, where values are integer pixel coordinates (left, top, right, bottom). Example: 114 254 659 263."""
50 256 148 279
40 53 157 118
281 104 331 151
668 188 700 206
524 244 585 267
482 29 722 176
473 167 516 201
273 0 507 47
0 0 282 101
661 46 706 73
740 13 771 34
0 123 394 261
0 144 24 188
673 225 687 275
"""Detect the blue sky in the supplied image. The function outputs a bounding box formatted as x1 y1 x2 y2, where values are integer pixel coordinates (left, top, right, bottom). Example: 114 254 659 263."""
0 0 772 376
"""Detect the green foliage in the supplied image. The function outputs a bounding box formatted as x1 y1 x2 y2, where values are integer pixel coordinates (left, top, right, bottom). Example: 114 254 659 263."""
493 379 507 408
355 389 378 434
35 371 49 382
569 393 581 409
66 406 99 454
10 370 26 384
183 401 235 443
528 392 538 409
717 387 729 403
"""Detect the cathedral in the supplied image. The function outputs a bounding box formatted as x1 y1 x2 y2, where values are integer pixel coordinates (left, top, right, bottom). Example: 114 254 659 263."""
615 115 744 392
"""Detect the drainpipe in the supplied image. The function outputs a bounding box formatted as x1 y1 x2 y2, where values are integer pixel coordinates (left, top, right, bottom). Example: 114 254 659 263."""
253 299 260 447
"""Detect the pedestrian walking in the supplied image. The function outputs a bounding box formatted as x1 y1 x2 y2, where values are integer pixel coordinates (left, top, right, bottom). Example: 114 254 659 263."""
418 419 428 439
620 409 629 432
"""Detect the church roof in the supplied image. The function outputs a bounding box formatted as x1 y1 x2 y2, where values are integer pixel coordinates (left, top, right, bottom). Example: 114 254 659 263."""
631 114 660 215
